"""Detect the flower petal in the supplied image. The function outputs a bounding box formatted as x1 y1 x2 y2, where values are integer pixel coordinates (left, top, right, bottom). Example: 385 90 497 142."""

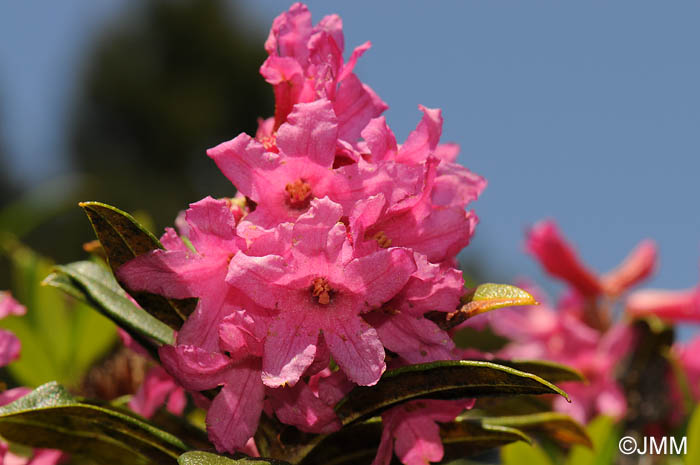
262 311 318 388
206 362 264 453
323 315 385 386
526 220 602 297
0 329 20 367
158 345 232 391
344 248 416 308
602 239 657 296
276 99 338 167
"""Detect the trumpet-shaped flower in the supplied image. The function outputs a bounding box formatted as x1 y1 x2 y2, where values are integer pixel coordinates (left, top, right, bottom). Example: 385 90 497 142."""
227 198 416 387
209 99 425 229
526 220 656 299
261 2 386 138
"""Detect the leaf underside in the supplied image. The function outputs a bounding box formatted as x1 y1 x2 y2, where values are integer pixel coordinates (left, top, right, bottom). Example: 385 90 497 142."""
81 201 196 330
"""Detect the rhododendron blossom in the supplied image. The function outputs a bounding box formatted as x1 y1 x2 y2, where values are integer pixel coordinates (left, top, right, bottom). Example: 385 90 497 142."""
114 3 486 457
372 399 475 465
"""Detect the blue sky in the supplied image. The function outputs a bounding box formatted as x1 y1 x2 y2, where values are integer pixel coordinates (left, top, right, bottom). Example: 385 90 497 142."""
1 1 699 332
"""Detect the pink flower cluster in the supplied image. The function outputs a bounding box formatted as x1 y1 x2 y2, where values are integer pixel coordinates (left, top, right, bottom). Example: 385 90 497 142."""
0 292 66 465
118 3 484 459
472 220 656 423
624 255 700 417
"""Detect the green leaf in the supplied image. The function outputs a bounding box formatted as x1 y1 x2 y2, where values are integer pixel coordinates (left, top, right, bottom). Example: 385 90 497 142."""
298 416 529 465
80 201 196 329
482 412 592 448
334 360 569 426
493 359 586 383
441 418 531 460
178 451 290 464
429 283 537 329
565 416 619 465
501 440 554 465
471 283 538 308
46 260 174 347
0 382 189 465
0 235 116 386
686 405 700 465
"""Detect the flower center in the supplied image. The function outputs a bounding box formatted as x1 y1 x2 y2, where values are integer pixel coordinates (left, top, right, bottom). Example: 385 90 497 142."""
260 134 278 153
285 179 313 210
372 231 392 248
311 277 333 305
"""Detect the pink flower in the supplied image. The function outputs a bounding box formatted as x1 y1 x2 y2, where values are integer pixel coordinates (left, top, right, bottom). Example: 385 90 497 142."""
673 335 700 402
355 107 486 263
128 366 186 419
601 239 657 297
551 324 634 423
209 99 425 230
0 291 26 319
526 220 657 300
117 329 187 419
119 196 245 352
0 291 24 368
157 344 265 453
261 3 386 138
372 399 475 465
626 288 700 322
525 221 603 297
364 254 464 363
227 198 416 387
483 281 633 423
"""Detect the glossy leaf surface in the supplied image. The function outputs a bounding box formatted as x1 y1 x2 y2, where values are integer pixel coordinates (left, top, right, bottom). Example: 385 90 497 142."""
335 360 569 426
81 201 196 329
0 382 189 465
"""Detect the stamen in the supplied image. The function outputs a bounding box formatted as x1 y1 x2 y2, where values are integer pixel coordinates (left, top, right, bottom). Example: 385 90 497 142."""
260 134 278 153
311 277 333 305
285 179 313 209
372 231 392 248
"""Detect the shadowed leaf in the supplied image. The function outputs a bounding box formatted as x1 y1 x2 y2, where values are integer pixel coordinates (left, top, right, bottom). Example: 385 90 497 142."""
178 451 290 464
80 201 196 329
335 360 569 426
492 360 585 383
0 382 188 465
482 412 592 448
299 416 529 465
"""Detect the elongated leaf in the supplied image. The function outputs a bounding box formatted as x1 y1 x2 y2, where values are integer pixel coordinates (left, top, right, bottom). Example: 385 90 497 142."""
47 261 174 347
0 382 189 465
430 283 537 329
178 451 290 465
80 201 196 329
441 420 531 461
335 360 569 426
482 412 592 448
492 360 585 383
299 417 529 465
